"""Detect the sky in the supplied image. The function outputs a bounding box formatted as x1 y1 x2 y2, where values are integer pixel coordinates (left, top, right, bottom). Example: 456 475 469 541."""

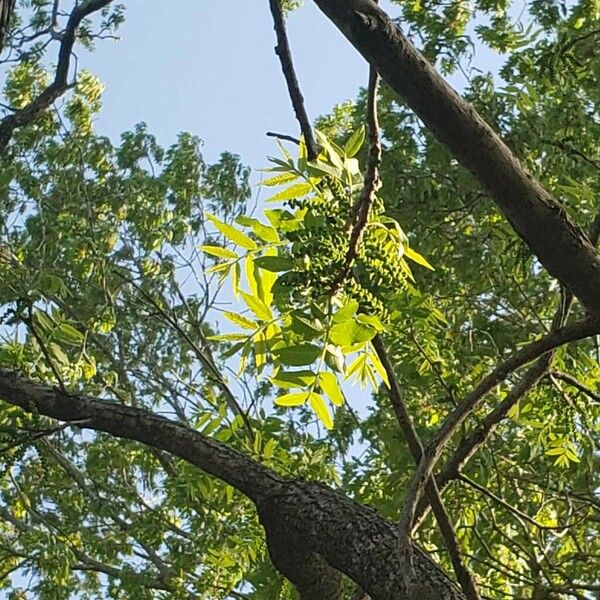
82 0 387 168
76 0 505 412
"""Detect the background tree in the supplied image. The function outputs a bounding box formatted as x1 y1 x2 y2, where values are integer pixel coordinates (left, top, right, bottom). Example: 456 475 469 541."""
0 1 599 599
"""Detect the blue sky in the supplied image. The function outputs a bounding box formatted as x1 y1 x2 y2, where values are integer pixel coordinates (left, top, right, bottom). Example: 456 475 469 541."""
81 0 505 169
83 0 384 167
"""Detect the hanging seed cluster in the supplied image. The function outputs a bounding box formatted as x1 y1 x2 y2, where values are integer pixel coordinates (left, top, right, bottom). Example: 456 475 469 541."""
278 176 408 321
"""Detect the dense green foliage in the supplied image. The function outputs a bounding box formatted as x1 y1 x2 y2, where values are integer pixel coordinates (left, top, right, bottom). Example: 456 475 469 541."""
0 0 599 598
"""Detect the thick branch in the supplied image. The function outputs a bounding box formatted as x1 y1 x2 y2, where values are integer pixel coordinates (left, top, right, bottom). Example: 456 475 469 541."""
0 368 466 599
0 0 16 54
0 0 113 154
311 0 600 315
268 0 319 161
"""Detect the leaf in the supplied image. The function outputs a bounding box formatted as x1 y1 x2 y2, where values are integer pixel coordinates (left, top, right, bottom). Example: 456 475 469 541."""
346 354 367 379
254 256 295 272
252 222 280 243
206 214 257 250
223 311 256 330
332 300 359 323
330 320 377 347
265 182 313 203
54 323 84 346
254 330 267 372
318 372 345 406
274 391 310 407
315 130 344 169
200 245 239 259
356 313 384 332
270 370 316 389
275 344 321 366
208 333 249 341
232 261 241 298
309 393 333 429
404 246 434 270
32 310 55 333
325 344 345 373
344 126 365 158
261 172 299 187
240 291 273 321
367 349 390 388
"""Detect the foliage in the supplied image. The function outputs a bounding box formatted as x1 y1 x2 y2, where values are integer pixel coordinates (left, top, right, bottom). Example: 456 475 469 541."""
202 130 435 429
0 0 598 598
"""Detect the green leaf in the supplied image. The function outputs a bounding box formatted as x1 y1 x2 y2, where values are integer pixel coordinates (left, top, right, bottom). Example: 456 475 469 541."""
404 246 434 270
265 182 313 202
309 393 333 429
207 213 257 250
240 291 273 321
318 372 345 406
275 344 321 366
270 370 316 389
223 311 256 330
344 126 365 158
32 310 55 333
261 172 299 187
367 348 390 388
208 333 249 341
254 256 295 272
200 245 239 259
330 320 377 347
274 391 310 407
332 300 359 323
325 344 345 373
54 323 84 346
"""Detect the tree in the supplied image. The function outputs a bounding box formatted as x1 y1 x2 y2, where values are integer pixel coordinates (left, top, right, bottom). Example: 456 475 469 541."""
0 0 599 598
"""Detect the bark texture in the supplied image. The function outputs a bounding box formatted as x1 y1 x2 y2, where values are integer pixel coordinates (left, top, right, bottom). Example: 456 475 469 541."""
311 0 600 315
0 368 465 599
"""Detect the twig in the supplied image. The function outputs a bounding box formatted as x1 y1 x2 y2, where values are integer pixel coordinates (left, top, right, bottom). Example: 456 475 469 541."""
0 0 114 153
268 0 319 161
266 131 300 145
547 371 600 404
398 316 600 550
329 66 382 297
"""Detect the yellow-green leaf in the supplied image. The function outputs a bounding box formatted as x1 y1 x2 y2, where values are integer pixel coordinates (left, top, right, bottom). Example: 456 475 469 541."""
318 372 345 406
309 393 334 429
274 391 310 406
207 214 257 250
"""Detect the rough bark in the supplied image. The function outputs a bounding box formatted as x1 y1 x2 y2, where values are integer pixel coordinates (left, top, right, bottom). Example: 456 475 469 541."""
0 368 465 599
311 0 600 316
0 0 16 54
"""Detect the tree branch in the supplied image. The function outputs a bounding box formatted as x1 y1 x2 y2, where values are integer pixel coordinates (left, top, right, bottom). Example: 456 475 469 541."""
0 0 114 154
311 0 600 315
372 337 480 600
398 317 600 545
330 65 382 296
268 0 319 161
0 368 466 599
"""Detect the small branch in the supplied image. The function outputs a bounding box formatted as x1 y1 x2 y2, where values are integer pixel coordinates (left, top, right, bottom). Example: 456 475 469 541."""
266 131 301 145
373 337 480 600
459 474 586 532
399 317 600 548
329 64 382 297
268 0 319 161
0 0 114 154
547 371 600 404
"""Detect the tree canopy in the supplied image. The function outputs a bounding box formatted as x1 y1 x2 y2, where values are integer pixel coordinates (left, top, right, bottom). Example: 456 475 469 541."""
0 1 599 599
